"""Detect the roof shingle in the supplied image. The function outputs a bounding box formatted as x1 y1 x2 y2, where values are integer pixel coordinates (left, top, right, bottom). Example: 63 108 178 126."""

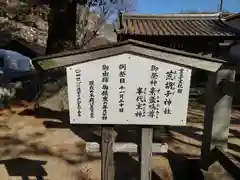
116 13 240 37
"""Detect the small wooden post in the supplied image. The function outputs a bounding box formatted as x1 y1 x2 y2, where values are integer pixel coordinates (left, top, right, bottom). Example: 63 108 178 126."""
139 127 153 180
201 68 235 169
101 125 116 180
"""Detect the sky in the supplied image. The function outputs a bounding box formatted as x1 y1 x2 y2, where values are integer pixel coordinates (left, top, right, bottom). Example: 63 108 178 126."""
136 0 240 14
106 0 240 23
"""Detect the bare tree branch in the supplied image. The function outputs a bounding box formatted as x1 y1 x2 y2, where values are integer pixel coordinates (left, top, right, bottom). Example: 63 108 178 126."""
76 0 136 47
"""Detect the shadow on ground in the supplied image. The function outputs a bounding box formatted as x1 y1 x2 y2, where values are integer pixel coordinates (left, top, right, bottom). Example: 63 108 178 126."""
113 151 204 180
165 151 204 180
18 107 168 144
0 158 48 180
18 107 210 180
18 107 240 153
114 153 163 180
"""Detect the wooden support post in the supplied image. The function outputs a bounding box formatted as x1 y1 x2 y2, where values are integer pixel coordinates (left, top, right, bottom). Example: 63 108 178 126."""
201 68 235 170
101 125 116 180
139 127 153 180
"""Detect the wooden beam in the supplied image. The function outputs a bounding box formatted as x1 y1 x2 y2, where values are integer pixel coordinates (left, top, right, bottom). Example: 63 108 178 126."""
129 46 223 72
139 127 153 180
101 126 116 180
86 142 168 153
201 147 240 179
34 40 224 72
213 147 240 180
201 68 235 170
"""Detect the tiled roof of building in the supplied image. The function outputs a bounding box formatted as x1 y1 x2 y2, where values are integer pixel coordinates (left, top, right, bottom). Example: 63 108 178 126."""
222 13 240 21
116 13 240 37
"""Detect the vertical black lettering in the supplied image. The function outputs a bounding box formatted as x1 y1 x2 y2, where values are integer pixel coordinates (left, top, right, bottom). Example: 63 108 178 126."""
148 65 160 118
163 69 177 115
101 65 109 120
75 69 82 117
119 64 126 112
89 80 95 118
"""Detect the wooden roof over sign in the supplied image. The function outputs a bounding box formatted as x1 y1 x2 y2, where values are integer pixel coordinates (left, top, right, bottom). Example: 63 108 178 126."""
115 13 240 38
33 39 227 72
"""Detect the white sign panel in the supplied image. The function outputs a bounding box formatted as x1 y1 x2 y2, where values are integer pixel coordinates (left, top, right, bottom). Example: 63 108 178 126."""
67 53 191 125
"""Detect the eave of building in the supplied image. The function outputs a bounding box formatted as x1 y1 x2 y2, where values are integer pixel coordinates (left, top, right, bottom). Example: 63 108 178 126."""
115 13 240 39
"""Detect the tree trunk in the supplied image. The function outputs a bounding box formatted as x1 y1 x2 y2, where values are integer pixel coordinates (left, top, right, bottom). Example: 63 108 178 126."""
46 0 77 54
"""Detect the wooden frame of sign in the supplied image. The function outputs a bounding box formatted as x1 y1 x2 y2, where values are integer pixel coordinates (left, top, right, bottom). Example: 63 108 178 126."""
34 40 230 180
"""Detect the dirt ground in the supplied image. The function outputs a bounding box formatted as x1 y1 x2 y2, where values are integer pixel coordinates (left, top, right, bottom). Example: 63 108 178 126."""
0 103 239 180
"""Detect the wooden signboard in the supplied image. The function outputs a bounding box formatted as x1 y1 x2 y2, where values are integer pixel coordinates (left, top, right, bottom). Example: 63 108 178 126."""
34 39 230 180
66 53 191 126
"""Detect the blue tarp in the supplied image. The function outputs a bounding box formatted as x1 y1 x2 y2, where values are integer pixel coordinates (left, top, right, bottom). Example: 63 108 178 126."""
0 49 34 80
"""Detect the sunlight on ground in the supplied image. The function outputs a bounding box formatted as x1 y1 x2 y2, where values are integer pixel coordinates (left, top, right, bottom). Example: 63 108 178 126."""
0 103 239 180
